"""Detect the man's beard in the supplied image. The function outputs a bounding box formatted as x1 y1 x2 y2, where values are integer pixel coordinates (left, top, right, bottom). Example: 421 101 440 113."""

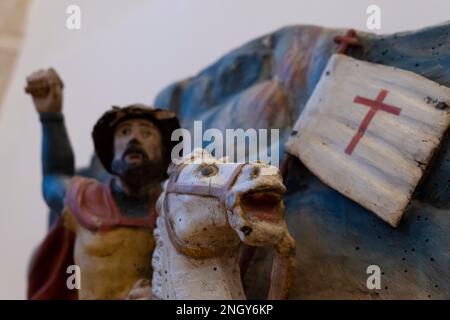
111 145 165 193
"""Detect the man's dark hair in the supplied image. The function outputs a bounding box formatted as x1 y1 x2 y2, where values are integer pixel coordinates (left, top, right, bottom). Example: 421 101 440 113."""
92 104 180 176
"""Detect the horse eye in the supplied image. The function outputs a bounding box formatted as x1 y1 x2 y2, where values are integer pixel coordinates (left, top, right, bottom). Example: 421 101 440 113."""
200 164 218 177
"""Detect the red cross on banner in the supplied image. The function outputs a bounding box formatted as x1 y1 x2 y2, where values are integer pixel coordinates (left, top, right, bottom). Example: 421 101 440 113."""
345 90 401 155
286 54 450 227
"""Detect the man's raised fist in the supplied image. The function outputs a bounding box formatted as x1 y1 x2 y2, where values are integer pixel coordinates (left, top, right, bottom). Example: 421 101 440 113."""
25 68 64 113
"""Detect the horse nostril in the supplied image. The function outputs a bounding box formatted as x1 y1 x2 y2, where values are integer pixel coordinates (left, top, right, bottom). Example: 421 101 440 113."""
240 226 253 236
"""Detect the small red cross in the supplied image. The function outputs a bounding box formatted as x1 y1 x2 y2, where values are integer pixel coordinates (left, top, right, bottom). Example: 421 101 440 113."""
334 29 359 54
345 89 401 155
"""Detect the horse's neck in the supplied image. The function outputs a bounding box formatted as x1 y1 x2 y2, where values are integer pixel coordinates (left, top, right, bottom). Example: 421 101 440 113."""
152 209 245 300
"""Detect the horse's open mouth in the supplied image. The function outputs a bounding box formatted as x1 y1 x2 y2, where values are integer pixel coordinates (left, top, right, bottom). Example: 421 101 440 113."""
240 188 284 222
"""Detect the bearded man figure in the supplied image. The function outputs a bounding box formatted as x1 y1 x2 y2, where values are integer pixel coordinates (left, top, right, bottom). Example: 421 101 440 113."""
25 68 180 300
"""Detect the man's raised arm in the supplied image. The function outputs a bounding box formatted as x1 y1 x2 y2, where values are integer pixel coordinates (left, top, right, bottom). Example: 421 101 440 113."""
25 68 75 213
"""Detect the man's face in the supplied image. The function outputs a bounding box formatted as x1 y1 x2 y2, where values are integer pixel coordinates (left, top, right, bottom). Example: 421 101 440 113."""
111 119 164 181
113 119 162 165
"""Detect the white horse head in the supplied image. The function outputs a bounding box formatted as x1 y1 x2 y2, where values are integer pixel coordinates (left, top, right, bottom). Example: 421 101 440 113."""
152 149 295 299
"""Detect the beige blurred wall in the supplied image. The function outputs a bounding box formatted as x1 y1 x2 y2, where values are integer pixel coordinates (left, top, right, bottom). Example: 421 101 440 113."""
0 0 30 107
0 0 448 299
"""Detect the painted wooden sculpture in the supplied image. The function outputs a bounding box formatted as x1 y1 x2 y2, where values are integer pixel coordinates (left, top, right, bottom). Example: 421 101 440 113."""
154 24 450 298
25 68 180 299
151 149 296 299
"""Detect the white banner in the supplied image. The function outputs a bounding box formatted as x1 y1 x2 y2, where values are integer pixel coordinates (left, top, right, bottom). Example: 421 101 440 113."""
286 54 450 226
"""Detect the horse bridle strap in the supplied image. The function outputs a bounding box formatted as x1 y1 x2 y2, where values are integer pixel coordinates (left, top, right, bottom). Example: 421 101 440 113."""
165 163 246 202
162 163 246 258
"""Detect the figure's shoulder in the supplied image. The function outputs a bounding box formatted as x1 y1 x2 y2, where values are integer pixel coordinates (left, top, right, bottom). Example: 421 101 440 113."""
66 176 112 231
69 176 103 195
67 176 109 208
